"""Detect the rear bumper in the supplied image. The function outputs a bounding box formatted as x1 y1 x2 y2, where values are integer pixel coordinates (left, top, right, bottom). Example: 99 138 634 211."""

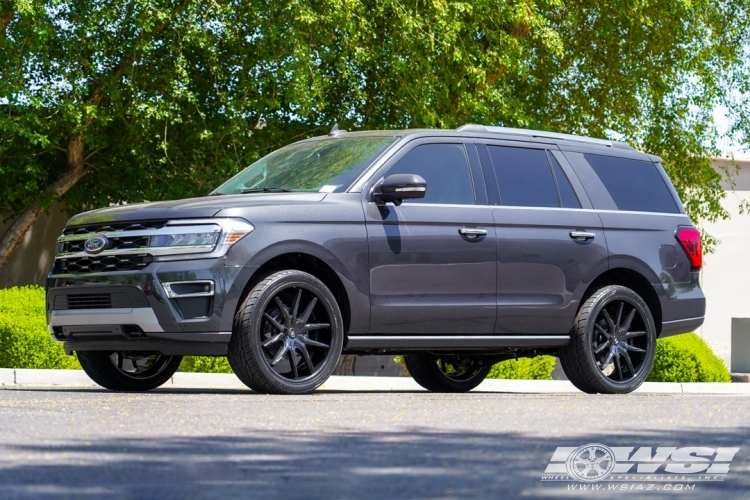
659 316 705 338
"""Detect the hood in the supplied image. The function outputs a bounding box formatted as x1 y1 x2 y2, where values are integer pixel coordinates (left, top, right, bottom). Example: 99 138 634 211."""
66 193 328 227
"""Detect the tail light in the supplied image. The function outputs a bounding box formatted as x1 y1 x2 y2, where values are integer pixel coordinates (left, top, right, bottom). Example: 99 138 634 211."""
675 226 702 271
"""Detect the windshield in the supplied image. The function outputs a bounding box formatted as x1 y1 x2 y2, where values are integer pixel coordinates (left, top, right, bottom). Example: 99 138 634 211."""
212 136 397 195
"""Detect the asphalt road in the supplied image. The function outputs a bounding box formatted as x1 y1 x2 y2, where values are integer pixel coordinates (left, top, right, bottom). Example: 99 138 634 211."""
1 388 749 499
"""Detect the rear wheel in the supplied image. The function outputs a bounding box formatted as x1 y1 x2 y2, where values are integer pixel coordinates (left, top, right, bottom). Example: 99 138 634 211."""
404 354 491 393
77 351 181 391
228 270 344 394
560 285 656 394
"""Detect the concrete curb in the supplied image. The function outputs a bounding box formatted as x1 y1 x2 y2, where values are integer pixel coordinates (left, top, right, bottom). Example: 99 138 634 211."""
2 368 749 394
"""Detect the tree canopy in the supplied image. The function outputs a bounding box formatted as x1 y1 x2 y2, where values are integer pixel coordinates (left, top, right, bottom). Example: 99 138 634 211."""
1 0 749 268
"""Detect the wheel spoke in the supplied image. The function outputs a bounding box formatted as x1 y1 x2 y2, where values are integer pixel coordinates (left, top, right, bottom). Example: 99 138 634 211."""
274 296 291 324
298 342 315 374
300 335 329 349
623 343 646 354
271 343 289 366
299 297 318 324
595 323 611 339
303 323 330 331
621 308 637 332
624 330 647 339
264 313 286 333
614 351 624 380
615 302 624 329
291 289 302 323
594 341 610 355
263 331 284 348
600 350 615 372
288 349 298 378
622 349 636 375
601 310 617 334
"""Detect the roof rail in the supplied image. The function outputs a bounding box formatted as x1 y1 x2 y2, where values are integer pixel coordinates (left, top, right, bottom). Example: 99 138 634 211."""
456 124 633 149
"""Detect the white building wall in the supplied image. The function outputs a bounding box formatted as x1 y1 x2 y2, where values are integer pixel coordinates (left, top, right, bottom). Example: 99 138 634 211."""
698 156 750 368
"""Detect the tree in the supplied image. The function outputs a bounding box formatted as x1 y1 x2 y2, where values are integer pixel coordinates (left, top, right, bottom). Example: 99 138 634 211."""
1 0 749 271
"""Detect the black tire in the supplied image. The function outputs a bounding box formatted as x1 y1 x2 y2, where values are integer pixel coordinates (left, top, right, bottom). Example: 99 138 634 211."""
77 351 182 392
227 270 344 394
404 354 491 393
560 285 657 394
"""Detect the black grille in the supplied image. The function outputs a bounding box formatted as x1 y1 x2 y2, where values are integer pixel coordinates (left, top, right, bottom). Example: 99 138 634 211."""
59 235 151 253
63 220 167 236
66 293 112 309
55 254 153 274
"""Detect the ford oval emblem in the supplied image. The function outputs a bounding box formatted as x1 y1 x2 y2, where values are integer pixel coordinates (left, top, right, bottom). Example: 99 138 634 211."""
84 236 108 254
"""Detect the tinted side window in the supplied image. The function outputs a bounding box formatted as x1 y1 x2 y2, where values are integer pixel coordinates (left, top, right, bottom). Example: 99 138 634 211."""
548 152 581 208
386 144 475 205
487 146 559 208
584 154 679 213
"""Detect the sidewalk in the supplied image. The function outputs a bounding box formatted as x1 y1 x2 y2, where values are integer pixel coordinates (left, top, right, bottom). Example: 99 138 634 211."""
2 368 750 394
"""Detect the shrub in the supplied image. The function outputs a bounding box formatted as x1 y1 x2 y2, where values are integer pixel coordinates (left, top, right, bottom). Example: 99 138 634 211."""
487 355 557 380
0 286 80 369
648 333 730 383
179 356 233 373
394 354 557 380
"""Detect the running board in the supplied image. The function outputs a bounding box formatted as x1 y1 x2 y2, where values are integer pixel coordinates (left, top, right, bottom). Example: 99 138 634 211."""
345 335 570 350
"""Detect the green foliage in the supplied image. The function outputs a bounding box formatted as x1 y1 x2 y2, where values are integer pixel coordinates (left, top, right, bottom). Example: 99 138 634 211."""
0 286 80 369
487 355 557 380
648 333 731 383
179 356 233 374
2 0 750 255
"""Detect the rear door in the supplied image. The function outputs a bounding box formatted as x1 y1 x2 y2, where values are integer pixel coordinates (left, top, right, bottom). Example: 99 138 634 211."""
477 142 609 334
364 139 497 334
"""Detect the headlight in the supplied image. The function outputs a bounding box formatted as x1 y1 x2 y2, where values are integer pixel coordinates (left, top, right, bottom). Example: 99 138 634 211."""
152 219 254 261
151 232 220 247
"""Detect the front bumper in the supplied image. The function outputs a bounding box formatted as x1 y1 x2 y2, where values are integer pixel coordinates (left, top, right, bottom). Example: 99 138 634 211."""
46 258 255 355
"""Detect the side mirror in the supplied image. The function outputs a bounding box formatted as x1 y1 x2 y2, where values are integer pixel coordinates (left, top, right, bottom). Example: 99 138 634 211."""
373 174 427 206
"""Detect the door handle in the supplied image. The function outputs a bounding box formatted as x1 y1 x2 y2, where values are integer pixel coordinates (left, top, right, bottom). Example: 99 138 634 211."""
459 228 488 238
570 231 596 241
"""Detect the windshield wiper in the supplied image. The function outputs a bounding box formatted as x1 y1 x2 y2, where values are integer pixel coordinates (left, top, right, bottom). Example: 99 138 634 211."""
239 187 295 194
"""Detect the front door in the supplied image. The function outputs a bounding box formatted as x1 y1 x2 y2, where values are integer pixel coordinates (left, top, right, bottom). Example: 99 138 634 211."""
365 140 497 334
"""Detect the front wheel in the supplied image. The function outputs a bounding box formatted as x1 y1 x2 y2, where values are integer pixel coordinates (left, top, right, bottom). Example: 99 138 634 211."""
404 354 491 393
77 351 182 391
560 285 657 394
227 270 344 394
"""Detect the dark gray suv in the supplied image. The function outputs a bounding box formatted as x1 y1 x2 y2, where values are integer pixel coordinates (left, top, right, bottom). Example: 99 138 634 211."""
47 124 705 395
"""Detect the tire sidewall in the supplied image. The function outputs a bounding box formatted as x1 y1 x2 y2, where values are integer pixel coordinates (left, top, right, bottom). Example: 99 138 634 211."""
242 272 344 393
581 286 657 392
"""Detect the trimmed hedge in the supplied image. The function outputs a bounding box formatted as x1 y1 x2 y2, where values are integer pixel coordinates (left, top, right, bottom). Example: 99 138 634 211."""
180 356 233 373
647 333 731 383
0 286 732 384
0 286 80 369
487 355 557 380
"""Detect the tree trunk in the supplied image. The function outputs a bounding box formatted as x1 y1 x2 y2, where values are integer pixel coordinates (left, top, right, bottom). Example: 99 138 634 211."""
333 355 357 376
0 137 86 272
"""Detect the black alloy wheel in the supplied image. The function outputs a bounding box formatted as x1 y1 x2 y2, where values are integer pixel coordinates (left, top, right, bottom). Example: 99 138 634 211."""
228 270 344 394
560 285 656 394
77 350 182 391
404 354 491 393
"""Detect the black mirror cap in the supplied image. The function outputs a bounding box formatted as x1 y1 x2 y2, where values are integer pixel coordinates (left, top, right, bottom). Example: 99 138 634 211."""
374 174 427 205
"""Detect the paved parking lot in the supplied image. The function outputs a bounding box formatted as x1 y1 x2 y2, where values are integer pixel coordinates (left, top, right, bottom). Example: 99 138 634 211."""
1 388 749 499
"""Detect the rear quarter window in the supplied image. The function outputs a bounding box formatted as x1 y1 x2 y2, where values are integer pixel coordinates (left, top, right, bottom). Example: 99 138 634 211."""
584 154 679 214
